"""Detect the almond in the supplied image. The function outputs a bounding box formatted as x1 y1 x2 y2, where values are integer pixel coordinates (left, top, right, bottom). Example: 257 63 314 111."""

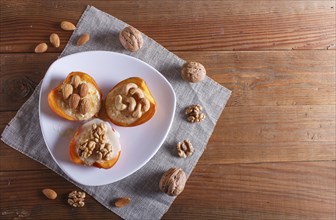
79 98 90 114
34 43 48 53
114 197 131 208
42 188 57 200
71 75 81 89
77 33 90 46
50 33 60 48
62 83 73 100
60 21 76 31
79 83 89 97
69 94 80 109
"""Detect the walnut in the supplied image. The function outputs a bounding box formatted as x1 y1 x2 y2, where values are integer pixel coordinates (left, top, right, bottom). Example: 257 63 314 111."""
78 122 113 163
185 104 206 123
119 26 144 52
181 61 206 83
177 139 194 158
159 168 186 196
68 190 86 207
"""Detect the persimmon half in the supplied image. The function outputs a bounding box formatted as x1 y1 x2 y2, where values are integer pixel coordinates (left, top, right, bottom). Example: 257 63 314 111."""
48 71 102 121
105 77 156 127
69 118 121 169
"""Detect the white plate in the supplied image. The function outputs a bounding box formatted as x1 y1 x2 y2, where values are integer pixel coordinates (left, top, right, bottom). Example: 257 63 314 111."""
39 51 176 186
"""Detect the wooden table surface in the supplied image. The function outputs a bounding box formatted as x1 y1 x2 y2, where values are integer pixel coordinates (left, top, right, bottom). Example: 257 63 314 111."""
0 1 335 219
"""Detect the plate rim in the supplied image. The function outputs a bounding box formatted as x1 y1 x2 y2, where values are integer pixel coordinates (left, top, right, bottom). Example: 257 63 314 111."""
38 50 176 186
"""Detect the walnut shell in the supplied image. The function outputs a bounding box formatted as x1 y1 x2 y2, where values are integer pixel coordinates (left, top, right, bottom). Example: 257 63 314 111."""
119 26 144 52
181 61 206 83
159 168 186 196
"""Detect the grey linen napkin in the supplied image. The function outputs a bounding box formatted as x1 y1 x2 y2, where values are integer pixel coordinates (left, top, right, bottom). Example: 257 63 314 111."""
1 6 231 219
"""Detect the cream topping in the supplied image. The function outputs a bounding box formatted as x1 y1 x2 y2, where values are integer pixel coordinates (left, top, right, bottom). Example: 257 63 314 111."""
75 119 121 165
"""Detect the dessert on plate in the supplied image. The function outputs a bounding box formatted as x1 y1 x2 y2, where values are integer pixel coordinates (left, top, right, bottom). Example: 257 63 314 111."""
69 118 121 169
48 71 102 121
105 77 156 127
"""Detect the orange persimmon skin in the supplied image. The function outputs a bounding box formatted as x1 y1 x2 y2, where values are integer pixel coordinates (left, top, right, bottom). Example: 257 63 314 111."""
47 71 102 121
105 77 156 127
69 126 120 169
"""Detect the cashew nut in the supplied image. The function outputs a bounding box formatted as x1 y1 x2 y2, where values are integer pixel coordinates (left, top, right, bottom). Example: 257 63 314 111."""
129 88 145 99
123 83 138 95
125 97 136 112
141 98 150 112
115 95 127 111
132 103 143 118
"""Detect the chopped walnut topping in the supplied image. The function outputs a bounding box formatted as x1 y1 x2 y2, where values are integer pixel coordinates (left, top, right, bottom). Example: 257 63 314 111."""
177 139 194 158
185 104 206 123
68 190 86 208
78 122 114 163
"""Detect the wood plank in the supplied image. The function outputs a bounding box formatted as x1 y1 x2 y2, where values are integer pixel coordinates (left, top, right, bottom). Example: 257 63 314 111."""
0 161 334 219
0 112 47 171
1 0 335 52
218 105 335 143
0 170 121 219
0 54 58 111
203 105 336 164
1 50 335 170
1 51 334 111
177 50 336 107
1 104 334 170
1 1 335 220
0 143 46 171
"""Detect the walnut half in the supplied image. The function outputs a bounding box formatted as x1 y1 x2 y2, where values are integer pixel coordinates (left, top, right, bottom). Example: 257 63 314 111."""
68 190 86 208
185 104 206 123
159 168 186 196
177 139 194 158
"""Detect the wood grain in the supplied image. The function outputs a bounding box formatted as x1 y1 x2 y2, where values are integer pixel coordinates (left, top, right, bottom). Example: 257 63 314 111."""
0 54 57 111
1 0 335 219
0 50 335 171
205 105 336 164
1 50 334 111
0 0 335 52
177 50 336 107
1 104 334 170
0 112 45 171
0 161 334 219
